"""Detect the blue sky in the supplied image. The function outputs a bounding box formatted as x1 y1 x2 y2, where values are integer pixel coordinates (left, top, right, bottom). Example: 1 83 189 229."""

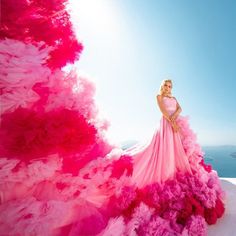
69 0 236 146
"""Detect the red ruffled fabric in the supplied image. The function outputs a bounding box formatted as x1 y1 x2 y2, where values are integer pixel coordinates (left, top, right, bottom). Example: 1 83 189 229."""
0 0 83 69
0 107 97 160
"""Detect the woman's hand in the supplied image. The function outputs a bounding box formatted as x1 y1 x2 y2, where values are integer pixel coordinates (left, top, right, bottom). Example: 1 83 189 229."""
170 114 177 122
171 120 180 132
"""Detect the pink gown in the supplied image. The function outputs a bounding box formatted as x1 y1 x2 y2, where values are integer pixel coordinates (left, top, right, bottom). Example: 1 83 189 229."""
0 1 225 234
125 96 192 187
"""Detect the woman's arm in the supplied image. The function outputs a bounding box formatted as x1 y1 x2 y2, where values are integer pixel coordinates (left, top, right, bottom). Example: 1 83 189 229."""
170 98 182 121
156 95 171 122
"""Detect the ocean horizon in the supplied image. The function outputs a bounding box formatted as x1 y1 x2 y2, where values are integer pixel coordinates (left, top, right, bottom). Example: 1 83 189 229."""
203 145 236 177
121 141 236 178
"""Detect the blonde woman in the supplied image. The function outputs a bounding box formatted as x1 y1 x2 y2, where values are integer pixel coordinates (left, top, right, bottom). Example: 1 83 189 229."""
157 79 181 133
125 79 192 186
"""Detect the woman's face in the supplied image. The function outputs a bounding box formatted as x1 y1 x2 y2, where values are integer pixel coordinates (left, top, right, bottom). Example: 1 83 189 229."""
163 82 172 94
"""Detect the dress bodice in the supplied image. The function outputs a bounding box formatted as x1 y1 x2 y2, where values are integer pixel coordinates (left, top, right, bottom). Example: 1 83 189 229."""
162 96 177 115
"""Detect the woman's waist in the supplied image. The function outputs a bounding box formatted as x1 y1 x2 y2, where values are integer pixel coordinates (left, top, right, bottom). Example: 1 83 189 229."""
165 109 176 115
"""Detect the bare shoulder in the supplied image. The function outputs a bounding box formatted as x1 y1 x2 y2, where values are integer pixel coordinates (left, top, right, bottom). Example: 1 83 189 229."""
156 94 163 101
173 97 181 107
172 96 179 103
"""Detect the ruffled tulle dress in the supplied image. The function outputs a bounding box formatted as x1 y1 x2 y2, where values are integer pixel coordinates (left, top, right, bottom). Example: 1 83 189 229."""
125 96 192 187
0 95 225 236
0 1 225 234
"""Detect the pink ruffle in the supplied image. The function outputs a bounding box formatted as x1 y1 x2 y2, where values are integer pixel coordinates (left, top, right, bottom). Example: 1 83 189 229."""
0 0 225 234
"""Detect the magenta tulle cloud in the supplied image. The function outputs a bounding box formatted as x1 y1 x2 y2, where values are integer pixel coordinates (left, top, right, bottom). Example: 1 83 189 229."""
0 0 225 235
0 0 83 69
0 108 97 159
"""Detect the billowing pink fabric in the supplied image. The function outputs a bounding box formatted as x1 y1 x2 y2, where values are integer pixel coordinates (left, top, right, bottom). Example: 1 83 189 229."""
125 97 192 187
0 0 225 234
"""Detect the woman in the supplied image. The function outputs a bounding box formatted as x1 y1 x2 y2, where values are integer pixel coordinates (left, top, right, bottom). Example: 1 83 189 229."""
157 79 181 133
124 79 193 187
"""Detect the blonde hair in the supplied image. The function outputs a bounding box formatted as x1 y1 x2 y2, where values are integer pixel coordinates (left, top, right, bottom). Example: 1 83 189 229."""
159 79 173 95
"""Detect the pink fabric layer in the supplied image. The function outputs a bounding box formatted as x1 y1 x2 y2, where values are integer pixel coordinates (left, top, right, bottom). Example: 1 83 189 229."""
0 0 225 235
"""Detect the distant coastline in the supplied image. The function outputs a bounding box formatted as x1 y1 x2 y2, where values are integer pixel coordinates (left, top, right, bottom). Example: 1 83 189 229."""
202 145 236 148
231 152 236 158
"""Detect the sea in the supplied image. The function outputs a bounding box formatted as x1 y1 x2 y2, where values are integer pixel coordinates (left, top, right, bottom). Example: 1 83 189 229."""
203 145 236 177
121 141 236 178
